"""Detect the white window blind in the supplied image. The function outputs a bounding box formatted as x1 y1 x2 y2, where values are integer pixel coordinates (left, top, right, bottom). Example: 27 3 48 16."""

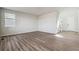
4 13 16 27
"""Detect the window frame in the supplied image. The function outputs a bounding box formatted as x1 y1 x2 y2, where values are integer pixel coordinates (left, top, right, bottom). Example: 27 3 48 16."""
4 12 16 27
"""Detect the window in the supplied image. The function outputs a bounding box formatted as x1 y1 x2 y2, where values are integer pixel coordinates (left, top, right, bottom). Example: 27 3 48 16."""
4 13 16 27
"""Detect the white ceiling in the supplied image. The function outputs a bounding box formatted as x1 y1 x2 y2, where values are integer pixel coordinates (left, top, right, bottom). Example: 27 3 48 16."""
4 7 59 16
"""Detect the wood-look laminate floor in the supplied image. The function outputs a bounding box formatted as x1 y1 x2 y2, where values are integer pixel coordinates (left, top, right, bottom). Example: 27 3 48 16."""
0 31 79 51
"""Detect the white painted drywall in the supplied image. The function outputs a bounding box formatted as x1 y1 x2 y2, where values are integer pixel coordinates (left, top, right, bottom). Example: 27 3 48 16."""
38 12 58 34
0 8 2 37
1 7 79 36
57 8 79 32
0 9 38 36
38 8 79 34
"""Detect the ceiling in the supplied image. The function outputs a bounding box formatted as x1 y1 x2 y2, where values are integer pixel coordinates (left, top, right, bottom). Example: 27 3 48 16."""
4 7 59 16
4 7 79 16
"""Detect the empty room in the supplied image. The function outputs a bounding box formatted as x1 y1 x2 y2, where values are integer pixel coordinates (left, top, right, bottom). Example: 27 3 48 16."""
0 7 79 51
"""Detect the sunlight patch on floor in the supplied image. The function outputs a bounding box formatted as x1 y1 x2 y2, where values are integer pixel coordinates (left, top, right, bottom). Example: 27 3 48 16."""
54 34 64 38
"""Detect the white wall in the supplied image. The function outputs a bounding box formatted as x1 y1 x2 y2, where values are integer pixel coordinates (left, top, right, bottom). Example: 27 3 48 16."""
0 9 38 36
0 8 58 36
0 8 2 37
57 8 79 32
77 10 79 32
38 12 58 33
38 8 79 34
1 8 79 36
